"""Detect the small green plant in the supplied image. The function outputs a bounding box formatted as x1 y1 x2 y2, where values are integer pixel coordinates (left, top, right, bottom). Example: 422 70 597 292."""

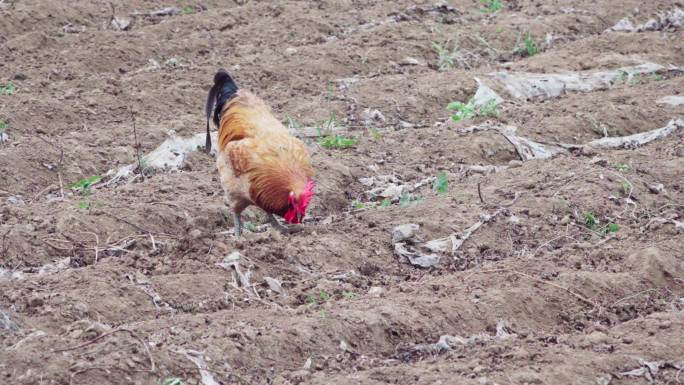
318 135 357 149
77 201 103 210
650 72 663 81
433 172 449 193
244 222 257 232
447 98 500 122
479 99 500 118
286 115 301 130
447 99 477 122
352 200 365 210
368 128 382 140
431 41 462 70
584 212 620 236
315 111 338 136
523 33 539 56
606 223 620 233
480 0 503 13
495 26 505 33
360 49 371 65
380 199 392 208
181 6 195 14
342 291 355 300
0 82 16 95
616 70 629 84
597 222 620 237
399 192 418 208
325 81 334 103
620 181 631 196
614 163 630 172
162 379 186 385
318 290 331 302
629 73 641 87
306 290 331 306
0 120 7 133
69 175 101 196
584 212 598 230
139 156 148 170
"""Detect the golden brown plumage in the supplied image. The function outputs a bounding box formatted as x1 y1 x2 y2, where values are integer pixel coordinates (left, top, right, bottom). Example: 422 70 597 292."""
206 70 314 235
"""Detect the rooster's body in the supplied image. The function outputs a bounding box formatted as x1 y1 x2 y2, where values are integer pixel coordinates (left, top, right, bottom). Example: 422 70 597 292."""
206 69 314 235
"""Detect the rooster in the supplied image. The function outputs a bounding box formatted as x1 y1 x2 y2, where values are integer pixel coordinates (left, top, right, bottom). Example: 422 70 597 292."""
205 69 315 236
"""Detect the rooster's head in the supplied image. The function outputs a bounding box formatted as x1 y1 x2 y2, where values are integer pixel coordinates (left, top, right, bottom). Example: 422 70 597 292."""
284 180 315 224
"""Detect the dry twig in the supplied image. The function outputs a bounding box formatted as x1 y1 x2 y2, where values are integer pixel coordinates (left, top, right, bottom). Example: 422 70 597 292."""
464 269 596 307
36 135 65 198
54 328 155 372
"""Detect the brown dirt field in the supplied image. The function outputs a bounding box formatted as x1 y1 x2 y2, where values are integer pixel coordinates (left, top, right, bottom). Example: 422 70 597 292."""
1 1 683 384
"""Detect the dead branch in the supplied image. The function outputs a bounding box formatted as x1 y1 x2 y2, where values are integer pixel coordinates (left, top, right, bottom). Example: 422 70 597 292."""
477 182 485 204
53 328 155 372
31 183 57 203
131 109 144 173
101 211 156 235
465 269 596 307
79 231 100 264
36 135 65 198
171 348 220 385
530 234 576 257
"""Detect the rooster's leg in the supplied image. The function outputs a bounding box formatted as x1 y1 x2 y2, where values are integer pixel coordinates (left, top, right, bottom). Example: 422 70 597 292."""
268 214 290 234
233 212 243 236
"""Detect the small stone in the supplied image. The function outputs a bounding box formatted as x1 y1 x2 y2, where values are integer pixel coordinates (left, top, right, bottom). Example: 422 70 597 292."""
358 177 375 187
6 196 24 205
399 120 414 129
243 328 256 341
379 184 404 199
560 215 571 225
392 224 419 243
264 277 285 295
584 331 610 345
111 16 131 31
0 132 8 143
28 297 44 308
289 370 310 382
656 95 684 106
361 108 386 125
73 302 89 317
590 157 608 166
189 229 202 239
508 160 523 168
272 376 293 385
575 242 593 249
368 286 385 297
285 47 298 55
580 146 596 156
399 57 423 66
648 183 665 194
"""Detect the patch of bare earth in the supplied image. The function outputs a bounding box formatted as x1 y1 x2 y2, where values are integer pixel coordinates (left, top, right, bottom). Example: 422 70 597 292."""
1 1 682 385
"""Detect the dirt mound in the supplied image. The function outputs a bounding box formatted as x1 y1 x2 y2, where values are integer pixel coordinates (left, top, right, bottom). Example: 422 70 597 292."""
1 1 683 384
